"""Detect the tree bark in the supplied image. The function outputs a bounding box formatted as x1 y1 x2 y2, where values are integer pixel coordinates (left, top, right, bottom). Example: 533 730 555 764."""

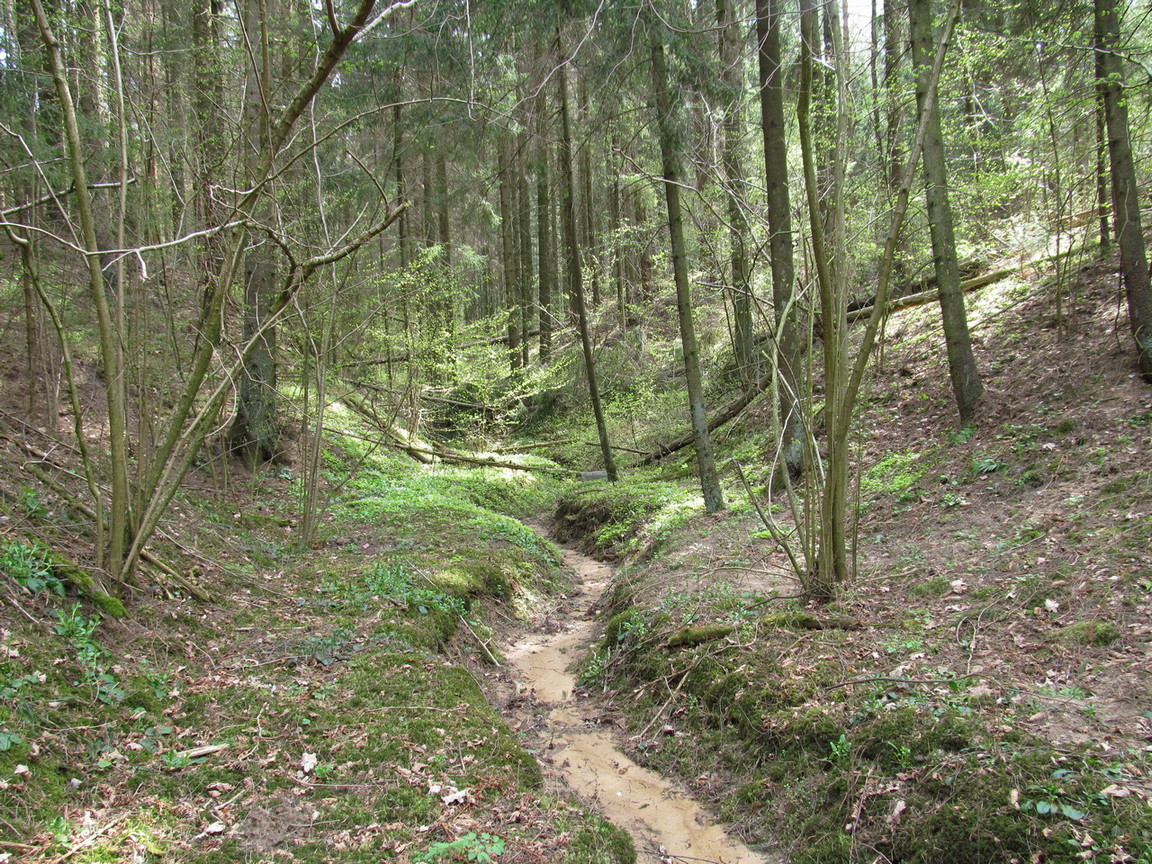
231 0 280 467
536 86 554 362
517 132 534 367
910 0 984 420
1095 0 1152 380
756 0 805 478
718 0 753 387
498 139 522 370
559 32 617 481
650 26 724 513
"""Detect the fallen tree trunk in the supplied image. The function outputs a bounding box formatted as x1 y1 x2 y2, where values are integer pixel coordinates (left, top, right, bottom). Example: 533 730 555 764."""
845 264 1017 324
638 368 773 466
639 249 1084 466
340 392 561 474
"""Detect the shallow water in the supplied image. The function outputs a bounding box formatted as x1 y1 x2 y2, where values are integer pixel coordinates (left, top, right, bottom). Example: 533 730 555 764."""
506 547 772 864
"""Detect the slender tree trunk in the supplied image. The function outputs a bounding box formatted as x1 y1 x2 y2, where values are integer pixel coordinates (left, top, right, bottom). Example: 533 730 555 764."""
559 33 617 481
798 0 849 593
1094 49 1111 251
1095 0 1152 380
437 152 451 267
608 126 625 329
756 0 805 478
30 0 131 576
910 0 983 420
718 0 753 387
393 103 409 268
578 76 599 307
517 133 534 367
883 0 905 197
498 140 522 370
650 26 724 513
231 0 280 466
536 98 554 362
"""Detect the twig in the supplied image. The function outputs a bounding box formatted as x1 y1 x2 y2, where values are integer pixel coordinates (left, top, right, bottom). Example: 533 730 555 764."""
821 673 978 692
48 813 130 864
360 704 468 712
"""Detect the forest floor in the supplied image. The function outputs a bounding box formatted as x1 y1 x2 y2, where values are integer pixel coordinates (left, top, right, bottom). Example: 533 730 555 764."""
547 254 1152 862
0 251 1149 863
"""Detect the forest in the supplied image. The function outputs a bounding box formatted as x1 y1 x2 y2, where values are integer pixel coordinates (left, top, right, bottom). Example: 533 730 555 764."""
0 0 1150 861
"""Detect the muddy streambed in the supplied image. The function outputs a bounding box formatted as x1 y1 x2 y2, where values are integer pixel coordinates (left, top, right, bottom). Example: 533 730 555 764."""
505 546 771 864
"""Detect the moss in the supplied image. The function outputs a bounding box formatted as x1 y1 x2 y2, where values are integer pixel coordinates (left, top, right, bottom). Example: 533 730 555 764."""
765 708 845 754
1056 619 1120 646
564 818 636 864
430 560 512 599
92 593 127 617
46 551 125 616
664 623 735 648
760 609 859 631
909 576 951 597
553 479 690 558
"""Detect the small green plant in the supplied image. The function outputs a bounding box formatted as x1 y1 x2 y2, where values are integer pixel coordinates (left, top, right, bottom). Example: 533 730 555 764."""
888 741 913 768
949 425 977 445
940 491 966 508
970 455 1008 475
54 605 125 705
578 648 609 689
828 733 851 765
862 451 926 500
19 488 46 519
2 540 64 596
413 831 506 863
0 729 23 751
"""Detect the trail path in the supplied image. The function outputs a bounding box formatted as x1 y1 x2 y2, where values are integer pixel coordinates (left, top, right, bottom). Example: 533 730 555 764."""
505 545 772 864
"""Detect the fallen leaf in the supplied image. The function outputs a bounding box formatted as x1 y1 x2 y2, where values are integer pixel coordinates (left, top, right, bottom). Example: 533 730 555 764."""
441 787 470 806
886 799 907 825
301 752 318 775
1098 784 1130 798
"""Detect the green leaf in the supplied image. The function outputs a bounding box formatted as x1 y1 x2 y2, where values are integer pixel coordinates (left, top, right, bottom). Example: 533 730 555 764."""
1035 800 1055 815
1060 804 1086 820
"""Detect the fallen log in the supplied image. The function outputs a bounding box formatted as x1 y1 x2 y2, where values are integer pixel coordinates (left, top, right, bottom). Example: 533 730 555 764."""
340 392 561 474
638 369 773 466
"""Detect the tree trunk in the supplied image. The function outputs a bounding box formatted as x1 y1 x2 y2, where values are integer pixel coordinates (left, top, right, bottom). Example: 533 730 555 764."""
498 140 522 370
517 133 534 367
1095 0 1152 380
910 0 984 420
393 103 409 268
578 76 599 307
30 0 131 576
437 151 451 267
756 0 805 478
718 0 753 387
650 26 724 513
536 95 554 362
559 32 617 481
798 0 850 594
231 0 280 467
